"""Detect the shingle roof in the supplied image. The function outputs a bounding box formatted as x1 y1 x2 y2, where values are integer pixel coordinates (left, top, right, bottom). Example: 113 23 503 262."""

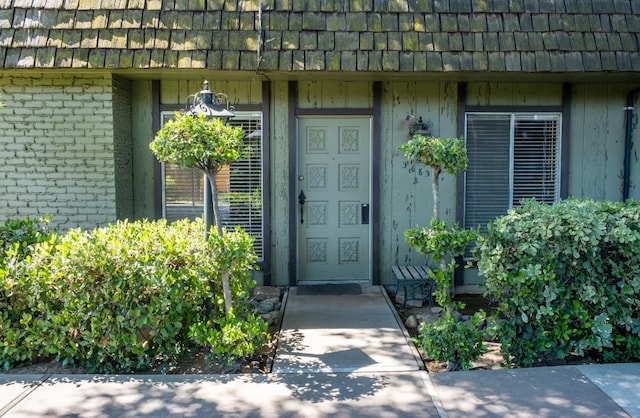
0 0 638 72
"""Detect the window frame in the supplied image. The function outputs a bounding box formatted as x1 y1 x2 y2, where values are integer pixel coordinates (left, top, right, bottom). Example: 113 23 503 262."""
158 109 266 261
463 110 563 232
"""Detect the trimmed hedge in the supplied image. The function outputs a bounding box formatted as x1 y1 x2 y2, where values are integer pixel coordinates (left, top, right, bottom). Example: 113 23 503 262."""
0 219 267 373
476 199 640 366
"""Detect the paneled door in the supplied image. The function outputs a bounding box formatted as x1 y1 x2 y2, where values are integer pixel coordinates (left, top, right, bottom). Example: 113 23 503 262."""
297 117 372 282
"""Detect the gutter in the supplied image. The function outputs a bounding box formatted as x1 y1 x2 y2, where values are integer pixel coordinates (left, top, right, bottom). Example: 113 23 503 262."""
623 90 640 200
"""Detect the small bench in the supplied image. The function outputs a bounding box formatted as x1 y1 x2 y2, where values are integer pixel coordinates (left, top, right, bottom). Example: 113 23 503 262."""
393 265 435 308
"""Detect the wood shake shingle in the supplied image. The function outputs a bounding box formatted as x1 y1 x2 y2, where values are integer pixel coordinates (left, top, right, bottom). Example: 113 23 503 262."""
0 0 638 72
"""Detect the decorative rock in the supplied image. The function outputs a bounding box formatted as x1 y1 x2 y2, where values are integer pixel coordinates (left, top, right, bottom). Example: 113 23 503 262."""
453 311 463 322
252 286 282 301
430 307 443 314
261 310 281 326
257 300 274 314
422 314 440 325
405 315 418 329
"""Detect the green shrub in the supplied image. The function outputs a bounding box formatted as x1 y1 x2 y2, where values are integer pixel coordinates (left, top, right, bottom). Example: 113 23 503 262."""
406 220 486 371
476 198 640 367
189 311 268 369
0 219 266 373
417 310 488 371
0 216 53 263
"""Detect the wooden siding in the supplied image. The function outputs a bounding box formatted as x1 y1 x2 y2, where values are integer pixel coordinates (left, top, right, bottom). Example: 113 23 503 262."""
379 81 459 283
131 79 157 221
570 83 629 201
159 79 263 106
465 82 563 106
296 80 372 109
270 80 291 285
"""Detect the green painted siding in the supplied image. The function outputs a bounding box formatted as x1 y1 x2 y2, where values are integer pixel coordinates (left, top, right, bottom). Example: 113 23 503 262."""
270 81 291 286
570 83 629 201
131 80 157 221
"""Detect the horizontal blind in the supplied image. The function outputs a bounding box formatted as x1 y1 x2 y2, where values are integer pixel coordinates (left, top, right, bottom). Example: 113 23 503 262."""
224 113 263 259
512 114 561 206
161 111 264 260
464 112 561 233
464 113 511 231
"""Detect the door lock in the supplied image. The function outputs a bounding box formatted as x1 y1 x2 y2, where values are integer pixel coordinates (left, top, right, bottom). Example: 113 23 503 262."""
361 203 369 224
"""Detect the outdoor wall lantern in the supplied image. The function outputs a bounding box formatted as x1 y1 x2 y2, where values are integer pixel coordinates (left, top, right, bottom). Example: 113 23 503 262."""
185 80 235 119
405 114 433 137
184 80 235 235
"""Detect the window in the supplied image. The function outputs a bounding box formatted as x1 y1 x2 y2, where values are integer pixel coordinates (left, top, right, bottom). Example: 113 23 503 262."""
464 112 562 231
160 111 264 259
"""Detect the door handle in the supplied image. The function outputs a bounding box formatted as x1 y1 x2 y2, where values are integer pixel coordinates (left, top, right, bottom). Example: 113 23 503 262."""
298 190 306 224
362 203 369 224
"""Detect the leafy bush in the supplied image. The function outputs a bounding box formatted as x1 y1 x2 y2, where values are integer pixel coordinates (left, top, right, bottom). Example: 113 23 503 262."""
0 219 267 372
417 310 488 371
399 135 485 371
189 311 268 369
476 198 640 366
405 219 477 261
0 216 52 263
406 220 485 371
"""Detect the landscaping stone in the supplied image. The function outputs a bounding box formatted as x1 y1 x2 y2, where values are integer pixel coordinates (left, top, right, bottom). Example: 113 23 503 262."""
249 287 284 328
252 286 282 301
261 310 281 326
404 315 418 329
417 313 440 325
257 300 274 314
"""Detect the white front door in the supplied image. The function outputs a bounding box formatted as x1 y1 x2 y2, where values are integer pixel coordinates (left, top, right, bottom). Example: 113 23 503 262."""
297 117 372 282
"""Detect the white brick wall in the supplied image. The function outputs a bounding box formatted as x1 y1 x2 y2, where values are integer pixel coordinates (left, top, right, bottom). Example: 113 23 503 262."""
0 73 118 231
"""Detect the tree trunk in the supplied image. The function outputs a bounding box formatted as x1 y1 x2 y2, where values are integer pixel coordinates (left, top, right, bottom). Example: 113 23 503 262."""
205 171 224 237
431 165 441 221
431 165 451 295
204 171 233 314
221 271 232 315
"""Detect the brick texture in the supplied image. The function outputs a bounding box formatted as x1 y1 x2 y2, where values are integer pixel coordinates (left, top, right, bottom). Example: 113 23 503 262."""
0 74 118 230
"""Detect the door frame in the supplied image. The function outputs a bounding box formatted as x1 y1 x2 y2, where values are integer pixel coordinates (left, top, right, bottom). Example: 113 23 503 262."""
287 81 382 286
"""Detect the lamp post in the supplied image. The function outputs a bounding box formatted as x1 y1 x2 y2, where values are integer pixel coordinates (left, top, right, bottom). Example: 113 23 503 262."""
184 81 235 237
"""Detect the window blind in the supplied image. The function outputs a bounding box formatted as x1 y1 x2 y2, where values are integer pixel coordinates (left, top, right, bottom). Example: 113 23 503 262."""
464 114 511 230
464 112 561 232
160 111 264 259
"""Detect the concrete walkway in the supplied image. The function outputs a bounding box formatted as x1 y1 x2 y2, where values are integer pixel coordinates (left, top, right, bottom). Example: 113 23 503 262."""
0 285 639 417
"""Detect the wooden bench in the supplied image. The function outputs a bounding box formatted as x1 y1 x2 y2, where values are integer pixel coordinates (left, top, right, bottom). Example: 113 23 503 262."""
392 265 435 308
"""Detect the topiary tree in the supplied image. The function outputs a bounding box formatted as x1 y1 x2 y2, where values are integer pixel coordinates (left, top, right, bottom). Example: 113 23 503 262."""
399 134 468 221
150 112 244 237
400 134 486 371
150 112 245 314
399 135 473 280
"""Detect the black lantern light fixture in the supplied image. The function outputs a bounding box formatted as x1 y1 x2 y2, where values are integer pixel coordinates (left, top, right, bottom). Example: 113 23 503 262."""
405 114 433 137
184 80 235 235
185 80 235 119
